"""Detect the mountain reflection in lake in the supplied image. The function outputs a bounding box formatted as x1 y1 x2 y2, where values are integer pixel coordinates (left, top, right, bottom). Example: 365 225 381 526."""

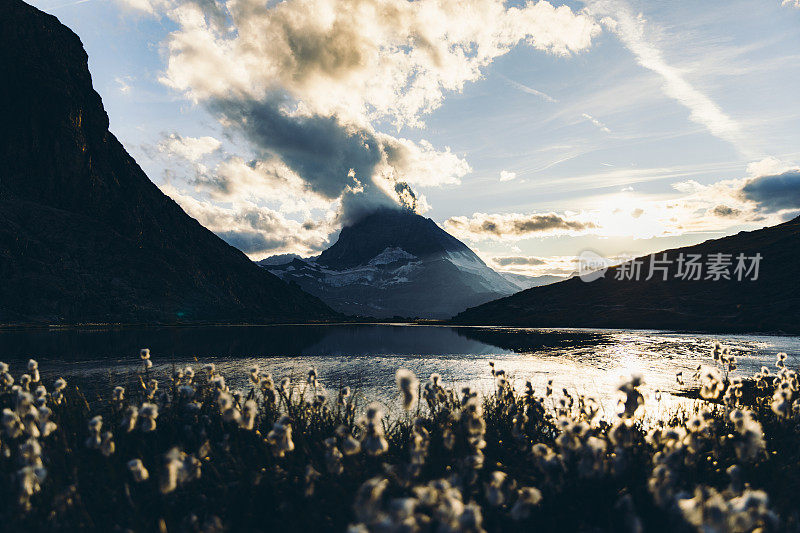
1 324 798 417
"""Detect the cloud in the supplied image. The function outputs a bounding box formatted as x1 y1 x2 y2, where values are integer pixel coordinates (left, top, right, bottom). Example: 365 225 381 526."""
161 184 334 256
213 98 383 200
445 211 597 240
499 170 517 182
144 0 599 226
158 133 221 162
487 254 579 276
582 112 610 133
115 76 133 94
118 0 601 258
782 0 800 8
378 136 470 188
160 0 600 127
739 170 800 212
746 156 797 177
447 161 799 246
210 98 465 221
587 0 745 153
492 256 546 266
114 0 166 14
499 74 557 103
710 205 742 218
194 157 333 216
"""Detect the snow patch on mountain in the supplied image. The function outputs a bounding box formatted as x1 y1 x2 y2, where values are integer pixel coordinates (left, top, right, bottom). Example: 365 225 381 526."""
368 247 416 266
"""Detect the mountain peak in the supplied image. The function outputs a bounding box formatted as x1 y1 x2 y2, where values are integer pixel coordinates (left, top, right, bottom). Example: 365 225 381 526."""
263 208 525 318
317 208 474 270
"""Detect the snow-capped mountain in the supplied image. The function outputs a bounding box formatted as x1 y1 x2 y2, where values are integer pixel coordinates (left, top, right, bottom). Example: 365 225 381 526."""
258 209 523 318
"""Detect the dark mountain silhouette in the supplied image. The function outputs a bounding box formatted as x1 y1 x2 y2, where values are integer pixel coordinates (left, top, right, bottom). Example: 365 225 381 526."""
0 0 337 324
316 209 481 270
260 208 522 319
453 216 800 334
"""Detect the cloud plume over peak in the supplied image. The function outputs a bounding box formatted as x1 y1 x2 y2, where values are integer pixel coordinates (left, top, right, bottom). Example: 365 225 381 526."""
143 0 599 226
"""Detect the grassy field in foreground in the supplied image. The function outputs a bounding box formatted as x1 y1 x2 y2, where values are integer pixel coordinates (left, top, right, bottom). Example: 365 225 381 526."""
1 344 799 532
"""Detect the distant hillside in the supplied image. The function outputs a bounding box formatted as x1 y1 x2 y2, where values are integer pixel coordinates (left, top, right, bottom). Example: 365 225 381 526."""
261 208 520 319
0 0 336 324
453 216 800 334
499 272 565 291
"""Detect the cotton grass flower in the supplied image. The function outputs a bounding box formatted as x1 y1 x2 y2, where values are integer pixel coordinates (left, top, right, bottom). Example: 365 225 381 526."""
121 405 138 433
484 471 510 506
145 379 158 400
395 368 418 411
336 425 361 455
37 406 57 437
139 403 158 432
617 374 644 419
324 437 344 475
248 365 260 384
0 367 14 389
159 448 202 494
17 464 47 510
51 377 66 404
27 360 39 383
510 487 542 521
209 375 226 392
2 408 24 438
266 415 295 457
729 409 765 461
699 367 724 400
338 386 351 408
85 415 103 449
260 373 277 404
127 458 149 482
109 386 124 402
140 348 153 370
99 431 115 457
353 477 389 524
240 400 257 430
360 403 388 456
217 391 242 424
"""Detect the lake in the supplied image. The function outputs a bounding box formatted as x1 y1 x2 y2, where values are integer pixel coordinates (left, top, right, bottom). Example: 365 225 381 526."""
1 324 798 417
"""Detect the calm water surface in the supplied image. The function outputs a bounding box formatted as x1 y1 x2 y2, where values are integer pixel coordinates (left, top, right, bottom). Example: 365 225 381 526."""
1 324 798 417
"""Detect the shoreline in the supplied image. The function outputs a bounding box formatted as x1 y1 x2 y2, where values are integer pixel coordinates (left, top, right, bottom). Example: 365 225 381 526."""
0 320 796 338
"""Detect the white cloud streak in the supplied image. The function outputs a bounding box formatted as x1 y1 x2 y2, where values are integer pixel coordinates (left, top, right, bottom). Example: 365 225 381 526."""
581 112 610 133
499 74 557 103
587 0 747 154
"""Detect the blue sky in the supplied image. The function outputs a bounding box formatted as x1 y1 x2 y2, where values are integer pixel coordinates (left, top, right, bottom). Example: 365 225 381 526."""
30 0 800 277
